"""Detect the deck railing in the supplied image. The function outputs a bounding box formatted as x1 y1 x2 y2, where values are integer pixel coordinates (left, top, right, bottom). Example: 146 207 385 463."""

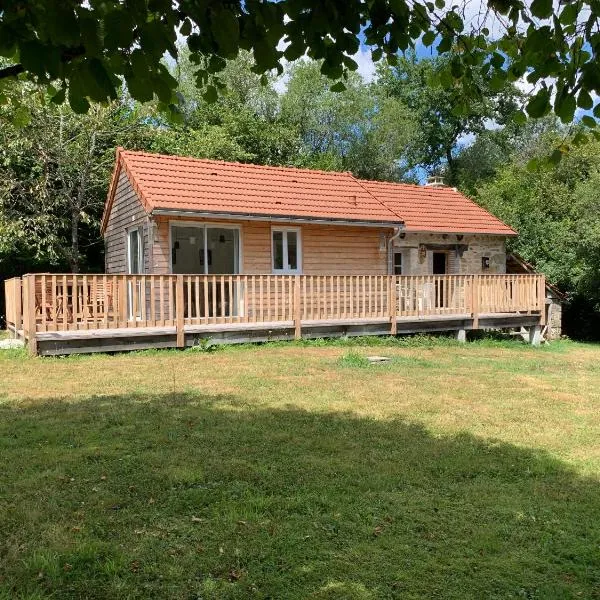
4 273 545 351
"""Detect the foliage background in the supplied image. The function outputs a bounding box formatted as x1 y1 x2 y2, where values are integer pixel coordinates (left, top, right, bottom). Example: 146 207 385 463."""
1 51 599 338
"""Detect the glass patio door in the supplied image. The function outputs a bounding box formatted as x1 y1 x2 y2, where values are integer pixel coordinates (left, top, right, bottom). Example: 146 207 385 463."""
171 225 241 318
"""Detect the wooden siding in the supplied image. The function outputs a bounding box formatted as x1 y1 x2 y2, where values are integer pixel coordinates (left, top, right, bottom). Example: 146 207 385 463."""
153 216 391 275
104 171 150 274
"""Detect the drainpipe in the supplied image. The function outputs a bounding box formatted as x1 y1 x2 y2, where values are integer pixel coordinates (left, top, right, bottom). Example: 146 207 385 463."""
387 226 403 274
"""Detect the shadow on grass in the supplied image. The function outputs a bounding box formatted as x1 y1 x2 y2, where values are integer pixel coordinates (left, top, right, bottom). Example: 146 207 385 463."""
1 393 599 599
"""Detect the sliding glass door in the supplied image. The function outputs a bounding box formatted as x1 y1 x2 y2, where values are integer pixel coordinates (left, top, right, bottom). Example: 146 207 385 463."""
171 224 241 319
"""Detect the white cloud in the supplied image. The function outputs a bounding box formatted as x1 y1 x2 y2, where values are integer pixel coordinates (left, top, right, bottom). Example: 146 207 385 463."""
351 48 377 82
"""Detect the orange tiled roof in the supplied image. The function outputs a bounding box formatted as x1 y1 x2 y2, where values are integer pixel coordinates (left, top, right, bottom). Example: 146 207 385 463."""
362 179 516 235
101 149 516 236
101 149 403 231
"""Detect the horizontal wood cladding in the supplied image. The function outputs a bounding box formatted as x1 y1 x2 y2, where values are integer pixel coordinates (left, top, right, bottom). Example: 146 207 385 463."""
104 171 150 274
153 216 391 275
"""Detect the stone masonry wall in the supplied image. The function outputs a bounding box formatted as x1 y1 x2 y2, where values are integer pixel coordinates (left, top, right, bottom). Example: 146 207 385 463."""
392 232 507 275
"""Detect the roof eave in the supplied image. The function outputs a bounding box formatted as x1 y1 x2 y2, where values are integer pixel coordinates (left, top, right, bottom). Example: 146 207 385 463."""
402 227 517 236
151 208 404 229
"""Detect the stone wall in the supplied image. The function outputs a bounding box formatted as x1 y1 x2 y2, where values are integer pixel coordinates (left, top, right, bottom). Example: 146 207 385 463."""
392 232 507 275
547 296 562 339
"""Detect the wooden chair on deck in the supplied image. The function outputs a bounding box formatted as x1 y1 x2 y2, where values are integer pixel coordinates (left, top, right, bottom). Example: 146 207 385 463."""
77 279 114 323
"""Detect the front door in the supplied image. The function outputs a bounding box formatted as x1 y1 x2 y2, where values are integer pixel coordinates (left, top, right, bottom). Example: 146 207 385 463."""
433 252 447 275
432 252 447 308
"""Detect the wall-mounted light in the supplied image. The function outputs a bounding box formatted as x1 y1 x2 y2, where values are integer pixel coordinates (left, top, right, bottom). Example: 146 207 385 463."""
189 236 196 245
418 244 427 263
456 234 464 241
399 232 406 239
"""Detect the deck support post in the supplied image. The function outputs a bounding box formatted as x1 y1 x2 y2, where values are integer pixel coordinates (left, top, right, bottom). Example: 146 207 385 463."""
26 275 38 355
388 276 397 336
455 328 466 343
13 277 22 339
176 274 185 348
471 274 480 330
294 276 302 340
529 324 542 346
538 275 546 326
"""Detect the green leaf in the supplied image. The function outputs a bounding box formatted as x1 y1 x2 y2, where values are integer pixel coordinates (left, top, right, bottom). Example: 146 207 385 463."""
577 89 593 110
526 158 540 171
104 9 135 50
549 149 563 165
489 72 506 91
330 81 346 92
512 110 527 125
211 7 240 56
180 18 192 37
555 92 576 123
88 59 117 101
203 85 218 103
68 85 90 114
422 31 436 47
526 89 551 118
50 87 66 105
581 115 596 128
559 3 578 24
531 0 552 19
284 42 305 62
439 68 453 88
12 105 31 128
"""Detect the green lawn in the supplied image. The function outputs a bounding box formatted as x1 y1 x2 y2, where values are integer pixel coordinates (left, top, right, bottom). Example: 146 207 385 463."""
1 337 600 599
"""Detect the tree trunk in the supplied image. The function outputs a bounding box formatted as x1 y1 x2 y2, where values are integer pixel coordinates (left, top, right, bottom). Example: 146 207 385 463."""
446 146 455 176
70 204 80 273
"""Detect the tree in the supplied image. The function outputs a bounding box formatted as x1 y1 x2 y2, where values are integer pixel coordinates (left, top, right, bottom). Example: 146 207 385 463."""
377 53 520 179
281 60 416 180
1 0 600 131
473 130 600 337
0 91 147 272
164 48 302 166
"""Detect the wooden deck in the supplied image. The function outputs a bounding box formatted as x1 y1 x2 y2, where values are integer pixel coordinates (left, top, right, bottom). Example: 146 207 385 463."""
4 273 546 355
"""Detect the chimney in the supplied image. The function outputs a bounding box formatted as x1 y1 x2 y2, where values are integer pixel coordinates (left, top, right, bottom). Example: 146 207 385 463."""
425 175 446 187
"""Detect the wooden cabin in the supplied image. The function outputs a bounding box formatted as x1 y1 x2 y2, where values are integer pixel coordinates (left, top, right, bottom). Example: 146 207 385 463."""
4 149 547 355
102 149 516 281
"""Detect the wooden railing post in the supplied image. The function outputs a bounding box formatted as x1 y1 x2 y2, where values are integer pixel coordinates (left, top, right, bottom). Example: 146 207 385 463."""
294 275 302 340
471 274 479 330
388 275 397 335
538 274 546 326
176 274 185 348
14 278 22 337
26 275 38 355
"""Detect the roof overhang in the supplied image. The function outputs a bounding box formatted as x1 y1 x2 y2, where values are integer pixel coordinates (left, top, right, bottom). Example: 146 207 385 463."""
402 228 518 237
152 208 404 229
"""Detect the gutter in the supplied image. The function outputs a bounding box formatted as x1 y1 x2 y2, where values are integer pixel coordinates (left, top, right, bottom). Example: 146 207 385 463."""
151 208 405 230
387 227 403 274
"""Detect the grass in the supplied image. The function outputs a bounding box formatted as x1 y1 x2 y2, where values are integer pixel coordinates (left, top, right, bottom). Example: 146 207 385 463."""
1 336 600 599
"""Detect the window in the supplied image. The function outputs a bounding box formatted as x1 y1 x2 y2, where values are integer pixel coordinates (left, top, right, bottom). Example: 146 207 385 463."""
170 224 240 275
127 228 144 274
272 228 301 273
393 251 403 275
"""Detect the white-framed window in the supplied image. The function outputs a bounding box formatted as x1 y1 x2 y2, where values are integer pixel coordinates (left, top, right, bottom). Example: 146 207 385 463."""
272 227 301 274
393 251 403 275
127 227 144 274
